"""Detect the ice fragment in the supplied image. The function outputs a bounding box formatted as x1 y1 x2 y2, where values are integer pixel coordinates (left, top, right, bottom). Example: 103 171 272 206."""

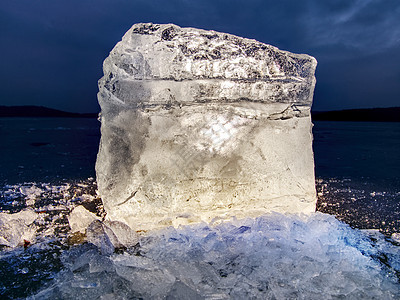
68 205 100 234
0 208 38 247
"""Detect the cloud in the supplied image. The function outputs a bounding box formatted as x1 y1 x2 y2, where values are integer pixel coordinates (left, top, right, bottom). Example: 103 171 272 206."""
0 0 399 111
302 0 400 57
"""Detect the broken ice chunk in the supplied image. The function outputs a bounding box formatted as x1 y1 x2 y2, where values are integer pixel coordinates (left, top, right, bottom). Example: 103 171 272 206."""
103 220 139 248
86 220 115 255
0 208 38 248
68 205 101 234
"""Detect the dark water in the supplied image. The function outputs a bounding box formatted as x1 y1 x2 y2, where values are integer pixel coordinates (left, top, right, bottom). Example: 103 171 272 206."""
313 121 400 235
313 121 400 187
0 118 100 184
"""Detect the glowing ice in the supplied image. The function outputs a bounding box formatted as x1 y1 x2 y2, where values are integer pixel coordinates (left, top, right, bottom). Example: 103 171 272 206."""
96 23 318 231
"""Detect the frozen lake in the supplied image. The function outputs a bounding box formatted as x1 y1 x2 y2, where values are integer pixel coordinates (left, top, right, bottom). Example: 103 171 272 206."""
0 118 399 298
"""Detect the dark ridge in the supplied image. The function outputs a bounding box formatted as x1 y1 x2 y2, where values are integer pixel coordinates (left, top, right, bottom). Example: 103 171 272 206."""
312 107 400 122
0 106 98 118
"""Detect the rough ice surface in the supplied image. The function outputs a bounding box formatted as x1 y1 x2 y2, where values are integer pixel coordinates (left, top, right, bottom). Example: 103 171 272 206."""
96 23 318 231
31 213 400 299
0 208 38 247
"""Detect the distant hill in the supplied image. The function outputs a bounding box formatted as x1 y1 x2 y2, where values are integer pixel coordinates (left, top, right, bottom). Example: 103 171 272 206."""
0 106 98 118
312 107 400 122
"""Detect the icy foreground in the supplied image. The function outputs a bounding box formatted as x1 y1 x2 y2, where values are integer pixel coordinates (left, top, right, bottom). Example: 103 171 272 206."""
96 23 318 231
32 213 400 299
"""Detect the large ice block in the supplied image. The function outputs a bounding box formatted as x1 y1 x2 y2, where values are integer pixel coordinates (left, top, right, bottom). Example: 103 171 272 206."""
96 23 318 231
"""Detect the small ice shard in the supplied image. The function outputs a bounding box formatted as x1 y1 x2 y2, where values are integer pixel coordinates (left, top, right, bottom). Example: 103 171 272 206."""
68 205 101 234
86 220 138 253
96 23 318 231
86 220 115 255
68 205 138 250
391 232 400 243
103 220 139 248
0 208 38 247
19 184 43 200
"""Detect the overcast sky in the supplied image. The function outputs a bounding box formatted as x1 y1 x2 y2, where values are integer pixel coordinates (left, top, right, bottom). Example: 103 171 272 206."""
1 0 399 112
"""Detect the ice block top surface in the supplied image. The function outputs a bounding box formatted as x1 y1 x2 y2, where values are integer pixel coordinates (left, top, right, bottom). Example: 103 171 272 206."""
100 23 317 107
105 23 316 81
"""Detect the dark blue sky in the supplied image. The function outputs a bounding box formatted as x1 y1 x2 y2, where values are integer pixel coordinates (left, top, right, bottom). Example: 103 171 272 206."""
1 0 399 113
